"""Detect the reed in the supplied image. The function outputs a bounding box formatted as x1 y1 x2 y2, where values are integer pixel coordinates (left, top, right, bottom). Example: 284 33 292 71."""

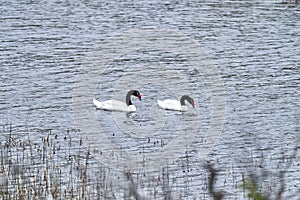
0 124 95 199
0 124 299 199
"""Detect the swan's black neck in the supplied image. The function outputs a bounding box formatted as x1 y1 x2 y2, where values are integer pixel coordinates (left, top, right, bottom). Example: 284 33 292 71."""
126 90 135 106
180 95 192 105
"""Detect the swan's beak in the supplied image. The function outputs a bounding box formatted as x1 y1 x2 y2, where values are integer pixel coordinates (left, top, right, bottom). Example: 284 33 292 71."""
192 102 195 108
137 94 142 101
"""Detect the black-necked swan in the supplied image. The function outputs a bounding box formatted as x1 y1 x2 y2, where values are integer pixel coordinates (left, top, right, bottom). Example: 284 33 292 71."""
157 95 195 112
93 90 142 112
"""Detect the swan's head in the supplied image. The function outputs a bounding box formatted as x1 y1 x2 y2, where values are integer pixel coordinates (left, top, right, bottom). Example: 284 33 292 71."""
180 95 195 108
133 90 142 101
188 97 195 108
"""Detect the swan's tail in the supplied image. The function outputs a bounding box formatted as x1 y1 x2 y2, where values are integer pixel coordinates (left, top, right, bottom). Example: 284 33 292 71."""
93 98 103 108
157 100 163 108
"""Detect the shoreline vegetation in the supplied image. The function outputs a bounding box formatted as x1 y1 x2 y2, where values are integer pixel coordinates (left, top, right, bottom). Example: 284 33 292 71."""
0 124 298 199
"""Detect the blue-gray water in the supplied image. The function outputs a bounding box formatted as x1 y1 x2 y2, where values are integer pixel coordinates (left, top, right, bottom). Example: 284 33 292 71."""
0 0 299 199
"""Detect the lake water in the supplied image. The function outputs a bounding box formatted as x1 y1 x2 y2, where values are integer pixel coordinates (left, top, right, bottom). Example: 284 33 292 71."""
0 0 299 199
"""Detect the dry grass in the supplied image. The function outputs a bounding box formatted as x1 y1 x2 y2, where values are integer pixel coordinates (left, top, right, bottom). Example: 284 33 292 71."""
0 124 299 199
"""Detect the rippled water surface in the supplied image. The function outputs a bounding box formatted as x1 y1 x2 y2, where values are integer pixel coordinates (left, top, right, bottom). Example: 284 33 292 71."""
1 0 299 199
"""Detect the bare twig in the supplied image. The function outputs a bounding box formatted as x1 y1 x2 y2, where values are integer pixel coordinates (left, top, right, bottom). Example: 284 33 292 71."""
205 163 224 200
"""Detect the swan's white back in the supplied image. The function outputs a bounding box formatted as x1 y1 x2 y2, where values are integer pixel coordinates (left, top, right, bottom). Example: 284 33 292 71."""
157 99 188 112
93 98 136 112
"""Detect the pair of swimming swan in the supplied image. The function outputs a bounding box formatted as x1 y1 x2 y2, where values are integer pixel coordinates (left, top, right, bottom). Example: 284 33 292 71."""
93 90 195 112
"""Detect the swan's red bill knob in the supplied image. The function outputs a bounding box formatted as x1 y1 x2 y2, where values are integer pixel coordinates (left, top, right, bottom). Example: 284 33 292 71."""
137 93 142 100
192 102 195 108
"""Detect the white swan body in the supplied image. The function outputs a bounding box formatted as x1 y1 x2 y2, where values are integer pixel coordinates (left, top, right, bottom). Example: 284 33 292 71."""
93 90 141 112
157 99 188 111
157 95 195 112
93 99 137 112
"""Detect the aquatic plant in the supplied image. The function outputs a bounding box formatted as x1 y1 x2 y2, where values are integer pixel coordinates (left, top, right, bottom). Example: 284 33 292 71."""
241 178 267 200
